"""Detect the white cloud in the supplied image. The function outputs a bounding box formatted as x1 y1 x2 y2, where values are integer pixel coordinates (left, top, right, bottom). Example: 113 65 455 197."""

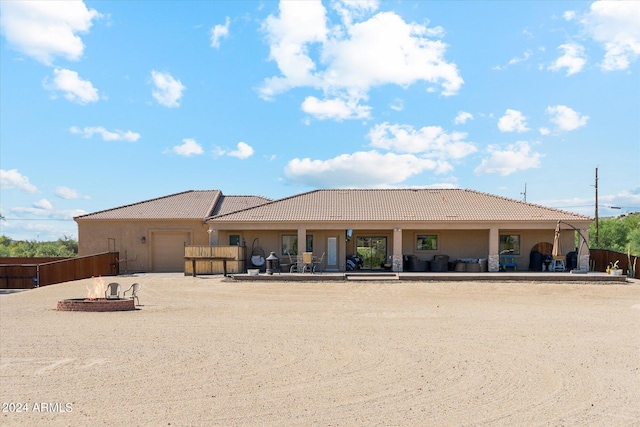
210 16 230 48
55 186 90 200
454 111 473 125
0 0 101 65
331 0 379 27
539 127 551 136
44 68 99 104
260 0 328 98
474 141 543 176
260 1 462 119
563 10 577 21
389 98 404 112
508 49 533 66
11 206 83 220
0 169 38 193
70 126 140 142
284 150 444 188
581 0 640 71
546 105 589 131
33 199 53 210
213 142 255 159
211 146 226 157
301 96 371 120
368 122 477 162
167 138 203 157
498 109 529 133
548 43 586 75
151 70 185 107
228 142 254 159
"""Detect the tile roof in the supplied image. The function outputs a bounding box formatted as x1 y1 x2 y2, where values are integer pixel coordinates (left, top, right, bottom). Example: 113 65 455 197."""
75 190 223 220
209 195 273 217
75 190 270 221
208 189 592 223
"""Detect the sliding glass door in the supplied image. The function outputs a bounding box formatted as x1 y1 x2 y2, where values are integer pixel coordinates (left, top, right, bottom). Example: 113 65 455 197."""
356 236 387 270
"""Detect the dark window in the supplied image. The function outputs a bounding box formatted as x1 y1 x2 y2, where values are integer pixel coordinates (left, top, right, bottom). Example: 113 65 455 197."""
499 234 520 255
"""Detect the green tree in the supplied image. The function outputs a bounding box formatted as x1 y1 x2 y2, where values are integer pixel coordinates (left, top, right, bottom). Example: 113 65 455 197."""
589 213 640 255
0 235 78 257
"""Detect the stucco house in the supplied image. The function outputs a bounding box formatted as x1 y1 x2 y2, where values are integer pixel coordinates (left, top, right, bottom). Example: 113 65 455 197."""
76 188 592 273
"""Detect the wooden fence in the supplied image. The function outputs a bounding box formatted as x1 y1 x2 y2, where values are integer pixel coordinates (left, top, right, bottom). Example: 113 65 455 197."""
0 252 119 289
184 246 246 275
589 249 639 279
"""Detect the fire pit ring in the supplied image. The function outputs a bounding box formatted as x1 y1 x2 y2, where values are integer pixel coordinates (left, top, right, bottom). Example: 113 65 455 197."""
57 298 136 312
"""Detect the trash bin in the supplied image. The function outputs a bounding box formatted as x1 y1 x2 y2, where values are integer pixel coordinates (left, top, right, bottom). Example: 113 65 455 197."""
529 251 543 272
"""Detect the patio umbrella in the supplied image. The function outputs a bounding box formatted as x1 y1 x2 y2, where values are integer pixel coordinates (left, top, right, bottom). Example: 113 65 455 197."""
552 221 562 258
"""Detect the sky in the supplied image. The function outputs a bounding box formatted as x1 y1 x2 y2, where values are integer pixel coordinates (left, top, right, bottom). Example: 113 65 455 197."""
1 0 639 241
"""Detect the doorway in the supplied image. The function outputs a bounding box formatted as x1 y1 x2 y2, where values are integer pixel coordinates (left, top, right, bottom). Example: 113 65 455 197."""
326 237 338 270
356 236 387 270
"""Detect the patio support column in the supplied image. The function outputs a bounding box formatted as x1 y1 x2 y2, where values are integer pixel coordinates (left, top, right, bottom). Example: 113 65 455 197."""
297 227 306 271
392 228 403 272
208 227 219 245
578 228 590 271
488 226 500 272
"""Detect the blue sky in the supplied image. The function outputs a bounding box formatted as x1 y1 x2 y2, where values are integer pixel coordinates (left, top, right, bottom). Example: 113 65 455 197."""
1 0 639 241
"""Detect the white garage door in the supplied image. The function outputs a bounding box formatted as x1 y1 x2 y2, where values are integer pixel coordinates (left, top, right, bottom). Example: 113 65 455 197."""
151 232 190 272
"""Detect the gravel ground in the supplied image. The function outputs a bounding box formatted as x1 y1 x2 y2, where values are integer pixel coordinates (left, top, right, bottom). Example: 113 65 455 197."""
1 274 639 426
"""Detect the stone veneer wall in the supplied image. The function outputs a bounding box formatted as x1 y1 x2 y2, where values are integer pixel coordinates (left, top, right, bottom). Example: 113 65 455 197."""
488 255 500 272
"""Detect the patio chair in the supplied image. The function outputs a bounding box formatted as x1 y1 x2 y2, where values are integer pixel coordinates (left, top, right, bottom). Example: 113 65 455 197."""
302 252 314 273
287 253 299 273
123 283 141 305
105 282 121 299
311 252 325 273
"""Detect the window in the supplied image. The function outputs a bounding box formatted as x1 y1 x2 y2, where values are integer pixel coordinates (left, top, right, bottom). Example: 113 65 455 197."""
417 235 438 251
281 235 313 255
499 234 520 255
282 235 297 255
229 235 240 246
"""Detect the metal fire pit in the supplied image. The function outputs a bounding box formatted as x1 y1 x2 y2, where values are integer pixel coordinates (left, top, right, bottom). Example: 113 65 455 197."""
57 298 135 312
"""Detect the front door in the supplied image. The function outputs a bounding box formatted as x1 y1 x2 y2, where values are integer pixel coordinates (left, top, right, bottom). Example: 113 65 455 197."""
326 237 338 271
356 236 387 270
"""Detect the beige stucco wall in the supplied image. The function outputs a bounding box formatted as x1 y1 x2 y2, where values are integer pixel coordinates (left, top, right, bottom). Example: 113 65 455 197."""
77 219 210 272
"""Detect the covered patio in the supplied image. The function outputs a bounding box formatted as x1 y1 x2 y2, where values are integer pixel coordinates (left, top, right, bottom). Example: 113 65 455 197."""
206 189 592 274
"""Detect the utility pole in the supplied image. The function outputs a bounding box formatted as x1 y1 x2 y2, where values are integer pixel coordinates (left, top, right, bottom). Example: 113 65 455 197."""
521 183 527 202
595 167 599 247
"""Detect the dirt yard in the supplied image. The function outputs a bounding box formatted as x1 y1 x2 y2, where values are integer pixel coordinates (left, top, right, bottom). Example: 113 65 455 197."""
1 274 638 426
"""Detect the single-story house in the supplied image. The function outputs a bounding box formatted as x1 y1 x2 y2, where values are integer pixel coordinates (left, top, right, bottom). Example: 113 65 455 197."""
76 188 592 273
